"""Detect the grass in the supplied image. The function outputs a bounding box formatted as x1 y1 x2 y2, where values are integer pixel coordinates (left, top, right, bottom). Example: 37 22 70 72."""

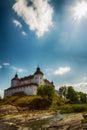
3 115 12 120
2 96 87 114
1 96 52 110
59 104 87 114
81 119 87 124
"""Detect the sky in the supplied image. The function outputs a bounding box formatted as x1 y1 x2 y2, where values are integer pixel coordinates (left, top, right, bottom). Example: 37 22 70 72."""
1 0 87 96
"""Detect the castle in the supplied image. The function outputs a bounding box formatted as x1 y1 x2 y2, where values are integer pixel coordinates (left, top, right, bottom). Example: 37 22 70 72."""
4 67 55 97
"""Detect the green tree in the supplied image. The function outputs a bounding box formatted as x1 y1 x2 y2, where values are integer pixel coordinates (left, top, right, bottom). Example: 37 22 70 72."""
78 92 87 103
66 86 78 103
59 86 67 98
37 85 55 99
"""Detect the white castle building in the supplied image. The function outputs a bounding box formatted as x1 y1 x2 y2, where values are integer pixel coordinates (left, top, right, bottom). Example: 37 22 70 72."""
4 67 55 97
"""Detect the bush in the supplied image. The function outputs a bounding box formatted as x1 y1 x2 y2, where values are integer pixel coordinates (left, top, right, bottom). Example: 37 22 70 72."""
1 96 19 105
28 97 52 110
13 96 52 110
37 85 55 99
60 104 87 114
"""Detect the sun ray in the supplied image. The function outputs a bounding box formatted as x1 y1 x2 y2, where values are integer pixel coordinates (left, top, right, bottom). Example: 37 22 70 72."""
73 1 87 21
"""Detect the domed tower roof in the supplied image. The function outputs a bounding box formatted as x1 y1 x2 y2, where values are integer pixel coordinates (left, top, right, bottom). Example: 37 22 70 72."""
11 73 19 81
34 66 43 75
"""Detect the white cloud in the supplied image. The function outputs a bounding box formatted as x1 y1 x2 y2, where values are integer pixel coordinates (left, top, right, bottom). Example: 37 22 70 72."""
45 66 71 76
13 0 53 37
63 82 87 94
12 66 27 73
13 19 22 28
13 19 27 36
22 31 27 36
73 82 87 93
3 63 10 66
0 65 2 69
0 62 10 70
54 67 71 75
0 62 28 74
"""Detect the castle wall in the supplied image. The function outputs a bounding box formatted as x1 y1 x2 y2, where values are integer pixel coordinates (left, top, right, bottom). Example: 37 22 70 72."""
33 74 44 86
11 80 19 87
4 85 38 97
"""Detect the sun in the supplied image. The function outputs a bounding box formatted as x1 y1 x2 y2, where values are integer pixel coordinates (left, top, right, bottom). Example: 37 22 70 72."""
73 1 87 21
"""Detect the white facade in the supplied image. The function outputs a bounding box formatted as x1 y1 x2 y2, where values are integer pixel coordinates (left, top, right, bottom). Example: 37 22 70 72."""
4 85 37 97
4 67 54 97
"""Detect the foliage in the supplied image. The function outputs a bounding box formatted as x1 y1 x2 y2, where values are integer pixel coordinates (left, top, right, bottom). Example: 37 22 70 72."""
78 92 87 103
66 86 78 103
59 86 87 104
28 97 52 110
81 119 87 124
37 85 55 99
1 96 52 110
50 95 66 111
60 104 87 114
2 96 19 105
59 86 67 98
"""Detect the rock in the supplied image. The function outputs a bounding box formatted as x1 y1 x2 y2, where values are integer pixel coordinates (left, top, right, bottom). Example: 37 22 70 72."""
0 122 19 130
0 105 87 130
0 105 18 115
47 113 84 130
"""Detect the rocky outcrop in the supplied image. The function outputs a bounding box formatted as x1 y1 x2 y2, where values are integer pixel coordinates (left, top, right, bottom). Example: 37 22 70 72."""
47 113 84 130
0 105 87 130
0 105 18 116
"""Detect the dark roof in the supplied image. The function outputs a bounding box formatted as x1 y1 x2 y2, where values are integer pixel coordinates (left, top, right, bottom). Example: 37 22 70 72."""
11 73 19 81
5 83 38 91
34 67 43 75
20 75 34 81
44 79 55 88
44 79 51 84
11 67 43 81
12 74 34 81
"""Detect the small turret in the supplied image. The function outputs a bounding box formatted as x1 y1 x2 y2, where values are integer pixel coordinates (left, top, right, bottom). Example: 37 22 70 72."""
51 81 54 85
15 73 18 78
12 73 19 81
34 66 43 75
11 73 19 87
34 66 44 86
51 80 55 89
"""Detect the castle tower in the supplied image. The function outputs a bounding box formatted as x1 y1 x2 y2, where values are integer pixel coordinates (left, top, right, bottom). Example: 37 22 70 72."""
11 73 19 87
34 66 44 86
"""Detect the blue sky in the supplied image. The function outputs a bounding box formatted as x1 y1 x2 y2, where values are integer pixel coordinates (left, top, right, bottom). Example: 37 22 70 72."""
1 0 87 96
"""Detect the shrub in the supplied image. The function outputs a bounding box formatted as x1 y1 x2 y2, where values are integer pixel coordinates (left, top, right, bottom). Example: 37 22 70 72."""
14 96 52 110
60 104 87 114
37 85 55 99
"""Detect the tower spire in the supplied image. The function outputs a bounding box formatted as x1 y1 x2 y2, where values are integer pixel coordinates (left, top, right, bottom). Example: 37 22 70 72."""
15 73 18 78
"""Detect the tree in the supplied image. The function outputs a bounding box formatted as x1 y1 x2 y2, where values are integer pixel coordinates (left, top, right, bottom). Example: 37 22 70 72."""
59 86 67 98
37 85 55 99
66 86 78 103
78 92 87 103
